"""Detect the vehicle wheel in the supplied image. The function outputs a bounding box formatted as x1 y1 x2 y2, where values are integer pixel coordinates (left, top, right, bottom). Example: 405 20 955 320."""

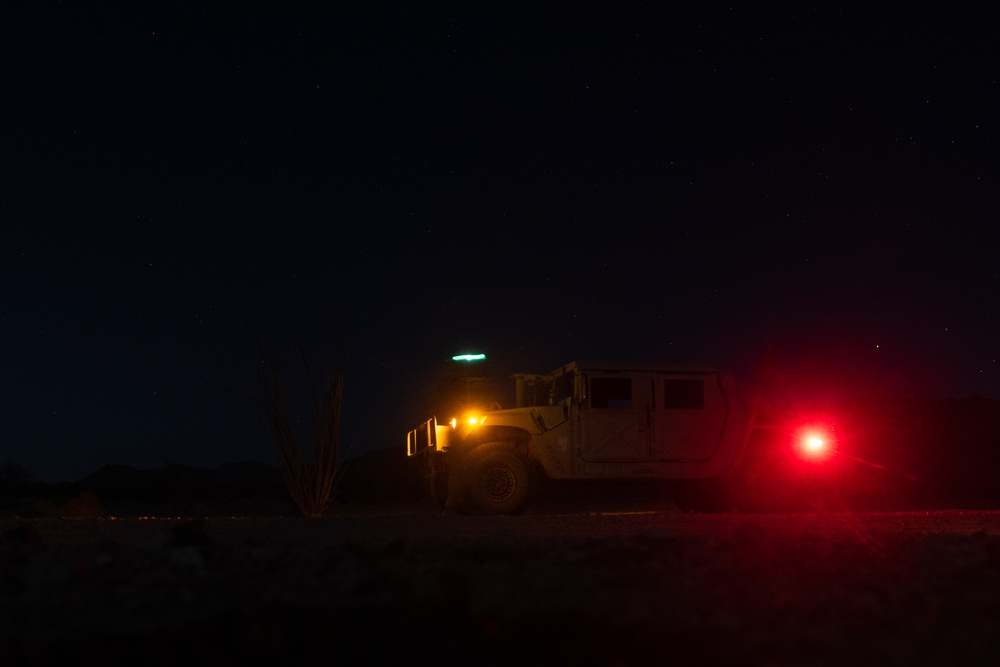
466 446 531 515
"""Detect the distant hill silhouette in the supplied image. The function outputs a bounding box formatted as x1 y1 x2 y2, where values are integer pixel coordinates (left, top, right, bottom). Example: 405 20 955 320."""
75 461 289 504
7 446 427 513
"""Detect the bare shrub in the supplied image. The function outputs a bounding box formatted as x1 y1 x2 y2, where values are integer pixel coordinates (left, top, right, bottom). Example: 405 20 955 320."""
257 346 344 517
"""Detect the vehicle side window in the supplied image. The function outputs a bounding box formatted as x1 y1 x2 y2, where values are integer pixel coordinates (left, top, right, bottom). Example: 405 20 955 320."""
663 379 704 409
590 378 632 409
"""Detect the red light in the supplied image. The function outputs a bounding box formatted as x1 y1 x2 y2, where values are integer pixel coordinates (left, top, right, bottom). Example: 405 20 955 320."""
796 427 834 462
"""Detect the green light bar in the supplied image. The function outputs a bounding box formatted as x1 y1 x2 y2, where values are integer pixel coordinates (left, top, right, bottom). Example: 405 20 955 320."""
452 353 486 362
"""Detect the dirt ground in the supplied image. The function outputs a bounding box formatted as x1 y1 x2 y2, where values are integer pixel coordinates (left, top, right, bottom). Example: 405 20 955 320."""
4 495 1000 666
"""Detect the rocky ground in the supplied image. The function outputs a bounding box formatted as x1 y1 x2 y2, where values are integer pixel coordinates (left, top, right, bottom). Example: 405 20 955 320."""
4 495 1000 666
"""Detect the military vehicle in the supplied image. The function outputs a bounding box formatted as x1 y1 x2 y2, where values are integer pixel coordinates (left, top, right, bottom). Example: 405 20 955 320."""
406 360 840 514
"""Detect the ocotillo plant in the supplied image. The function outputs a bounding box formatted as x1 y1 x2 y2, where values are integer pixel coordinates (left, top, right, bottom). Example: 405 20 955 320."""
258 346 344 517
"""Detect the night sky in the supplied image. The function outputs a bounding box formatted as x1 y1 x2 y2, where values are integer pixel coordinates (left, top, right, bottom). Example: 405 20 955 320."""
3 5 998 482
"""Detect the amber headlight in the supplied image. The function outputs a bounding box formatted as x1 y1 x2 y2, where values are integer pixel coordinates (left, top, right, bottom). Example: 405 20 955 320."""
450 414 486 429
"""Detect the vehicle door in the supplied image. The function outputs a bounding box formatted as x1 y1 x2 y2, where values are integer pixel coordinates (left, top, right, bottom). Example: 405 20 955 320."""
579 372 651 461
650 373 728 462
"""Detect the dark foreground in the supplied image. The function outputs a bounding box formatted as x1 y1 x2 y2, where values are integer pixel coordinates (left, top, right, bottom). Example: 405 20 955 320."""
4 501 1000 666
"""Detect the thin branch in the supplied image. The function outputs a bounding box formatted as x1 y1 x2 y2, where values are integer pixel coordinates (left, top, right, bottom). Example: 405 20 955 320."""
256 341 344 517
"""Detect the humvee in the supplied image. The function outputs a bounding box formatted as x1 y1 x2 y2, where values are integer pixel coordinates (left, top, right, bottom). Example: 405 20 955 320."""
406 360 839 514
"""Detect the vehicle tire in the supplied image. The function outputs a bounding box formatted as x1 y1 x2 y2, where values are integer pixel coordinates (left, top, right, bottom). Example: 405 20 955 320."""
466 446 531 515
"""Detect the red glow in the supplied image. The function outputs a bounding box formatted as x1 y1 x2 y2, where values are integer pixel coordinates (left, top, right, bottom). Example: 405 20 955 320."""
795 427 835 462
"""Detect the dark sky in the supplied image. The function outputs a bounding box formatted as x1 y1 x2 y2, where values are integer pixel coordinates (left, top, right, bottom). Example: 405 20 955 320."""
3 5 999 482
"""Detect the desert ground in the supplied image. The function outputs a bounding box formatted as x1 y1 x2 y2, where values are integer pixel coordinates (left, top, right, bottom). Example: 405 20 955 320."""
5 489 1000 666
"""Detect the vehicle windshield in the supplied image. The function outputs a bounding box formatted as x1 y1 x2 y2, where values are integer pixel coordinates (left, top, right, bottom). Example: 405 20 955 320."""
545 372 574 406
518 370 575 407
